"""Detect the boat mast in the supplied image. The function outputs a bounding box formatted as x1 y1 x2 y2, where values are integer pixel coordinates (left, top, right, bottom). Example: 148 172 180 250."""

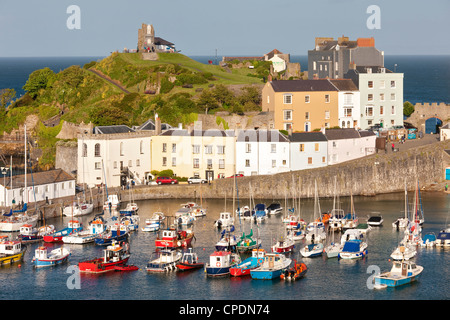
24 124 27 205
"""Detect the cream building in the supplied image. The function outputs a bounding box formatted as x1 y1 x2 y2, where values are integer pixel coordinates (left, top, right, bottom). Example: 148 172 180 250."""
151 128 236 181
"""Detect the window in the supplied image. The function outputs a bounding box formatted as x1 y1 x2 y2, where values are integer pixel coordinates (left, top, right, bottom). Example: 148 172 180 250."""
120 142 124 156
325 94 330 103
162 157 167 166
136 159 140 167
325 122 330 128
332 141 337 148
315 143 319 152
368 120 373 125
245 159 250 167
308 157 313 165
368 81 373 88
272 160 276 168
299 144 305 152
246 143 251 153
283 94 292 104
304 122 311 132
284 123 292 131
391 106 395 115
128 160 133 167
380 80 385 89
94 143 101 157
267 96 270 104
271 144 276 153
217 145 225 154
162 143 167 153
113 161 117 168
95 162 101 170
391 93 396 101
342 120 346 128
193 158 199 168
172 157 176 167
172 143 176 153
82 143 87 157
365 106 374 117
335 62 338 71
204 145 213 154
344 108 352 117
207 159 213 169
390 80 396 88
313 61 317 70
219 159 225 169
391 120 395 125
380 106 384 115
325 110 330 119
284 110 292 121
322 156 326 163
305 95 310 103
380 93 385 101
305 112 309 120
344 94 353 105
192 145 200 154
368 94 373 102
282 160 286 165
140 140 144 154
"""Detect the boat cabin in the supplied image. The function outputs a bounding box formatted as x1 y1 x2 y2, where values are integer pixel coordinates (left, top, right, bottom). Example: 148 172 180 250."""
111 223 128 235
262 253 281 269
161 229 177 240
89 218 106 234
219 212 232 221
104 242 127 262
252 248 266 259
20 224 36 236
68 220 82 229
181 249 198 264
391 261 419 277
0 240 22 256
209 251 231 268
34 246 48 259
158 250 178 263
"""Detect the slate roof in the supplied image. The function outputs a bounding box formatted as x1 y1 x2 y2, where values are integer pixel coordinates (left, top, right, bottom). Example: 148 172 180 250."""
329 79 359 91
325 128 361 140
136 119 173 131
269 80 338 92
1 169 75 190
154 37 174 46
94 125 135 134
160 129 233 137
237 130 289 142
289 132 328 142
355 66 393 74
358 130 376 137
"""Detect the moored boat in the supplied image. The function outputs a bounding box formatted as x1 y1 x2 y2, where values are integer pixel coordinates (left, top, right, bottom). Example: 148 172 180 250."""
0 239 26 266
272 236 295 253
176 248 204 271
250 253 291 280
18 224 55 243
32 246 71 268
205 250 241 277
367 215 383 226
280 260 307 281
339 239 368 259
214 212 234 229
300 242 324 258
435 226 450 247
95 222 129 246
230 248 266 277
142 220 161 232
43 220 83 243
155 228 194 249
62 216 106 244
63 201 94 217
78 241 131 273
373 259 423 289
267 203 282 215
146 249 182 272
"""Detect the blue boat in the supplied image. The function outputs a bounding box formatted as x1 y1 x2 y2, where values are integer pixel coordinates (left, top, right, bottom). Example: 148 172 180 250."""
338 239 368 259
32 246 71 268
230 248 266 277
250 253 291 280
43 220 83 243
253 204 267 222
95 222 129 246
373 260 423 289
205 251 241 277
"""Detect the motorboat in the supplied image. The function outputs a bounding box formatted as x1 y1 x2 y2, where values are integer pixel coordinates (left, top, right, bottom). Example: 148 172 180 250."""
250 253 291 280
373 259 423 289
300 242 323 258
32 246 71 268
146 249 182 272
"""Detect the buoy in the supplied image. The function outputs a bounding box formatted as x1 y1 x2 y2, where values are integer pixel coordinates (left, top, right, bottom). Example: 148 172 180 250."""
18 264 21 268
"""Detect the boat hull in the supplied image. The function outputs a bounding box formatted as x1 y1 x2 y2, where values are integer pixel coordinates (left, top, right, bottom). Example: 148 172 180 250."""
205 265 232 277
33 255 70 268
0 250 26 265
176 262 204 271
339 249 368 259
78 257 130 273
250 269 284 280
374 273 422 287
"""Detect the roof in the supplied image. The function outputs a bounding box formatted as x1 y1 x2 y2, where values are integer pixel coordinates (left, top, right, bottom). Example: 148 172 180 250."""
269 80 338 92
289 132 328 142
329 79 359 91
355 66 393 74
325 128 361 140
136 119 173 131
237 130 289 142
1 169 75 189
94 125 135 134
160 129 233 137
154 37 174 46
359 130 376 137
265 49 283 60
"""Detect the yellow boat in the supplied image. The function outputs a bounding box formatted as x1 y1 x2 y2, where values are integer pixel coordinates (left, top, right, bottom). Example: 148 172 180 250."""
0 239 26 266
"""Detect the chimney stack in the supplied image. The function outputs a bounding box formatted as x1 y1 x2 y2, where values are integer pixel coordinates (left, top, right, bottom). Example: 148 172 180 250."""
155 113 161 135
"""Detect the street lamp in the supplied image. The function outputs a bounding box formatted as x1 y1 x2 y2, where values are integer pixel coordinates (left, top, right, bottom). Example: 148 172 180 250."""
1 167 9 207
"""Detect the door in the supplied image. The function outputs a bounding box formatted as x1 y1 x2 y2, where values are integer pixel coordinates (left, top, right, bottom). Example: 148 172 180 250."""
205 170 214 182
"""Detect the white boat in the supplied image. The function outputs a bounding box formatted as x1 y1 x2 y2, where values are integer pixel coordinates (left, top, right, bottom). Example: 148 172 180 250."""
121 215 139 231
0 208 39 232
250 253 291 280
300 242 324 258
215 226 237 252
390 243 416 261
367 215 383 226
103 194 120 211
147 212 165 224
340 229 365 245
182 202 206 217
373 259 423 289
119 202 139 215
272 235 295 253
63 201 94 217
236 205 253 220
393 180 411 229
420 233 437 247
62 216 106 244
142 220 161 232
18 224 55 243
32 246 71 268
435 225 450 247
146 249 182 272
339 239 368 259
267 203 283 215
324 242 342 259
214 212 234 229
341 192 358 230
305 180 327 244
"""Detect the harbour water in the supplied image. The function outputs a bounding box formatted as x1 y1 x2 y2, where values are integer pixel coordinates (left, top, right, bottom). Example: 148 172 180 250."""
0 191 448 301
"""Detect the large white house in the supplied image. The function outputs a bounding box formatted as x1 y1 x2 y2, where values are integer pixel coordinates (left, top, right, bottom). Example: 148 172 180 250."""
289 132 328 171
0 169 75 207
236 130 290 176
78 126 153 188
325 128 376 165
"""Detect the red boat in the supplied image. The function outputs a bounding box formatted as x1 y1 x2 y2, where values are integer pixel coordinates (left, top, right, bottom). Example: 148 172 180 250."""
176 248 204 271
114 265 139 272
155 228 194 249
230 248 266 277
78 241 131 274
43 220 83 243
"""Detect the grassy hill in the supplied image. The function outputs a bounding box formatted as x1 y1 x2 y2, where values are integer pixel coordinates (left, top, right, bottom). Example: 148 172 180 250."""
0 52 268 168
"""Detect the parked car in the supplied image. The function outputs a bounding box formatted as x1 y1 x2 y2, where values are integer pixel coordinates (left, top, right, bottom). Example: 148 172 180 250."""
156 176 178 185
227 174 244 178
188 177 207 184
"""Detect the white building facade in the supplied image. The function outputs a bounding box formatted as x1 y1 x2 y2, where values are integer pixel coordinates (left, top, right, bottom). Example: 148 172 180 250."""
289 132 328 171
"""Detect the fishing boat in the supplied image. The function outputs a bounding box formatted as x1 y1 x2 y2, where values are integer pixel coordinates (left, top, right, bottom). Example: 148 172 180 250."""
146 249 182 272
300 242 324 258
43 220 83 243
176 210 196 226
205 250 241 277
435 225 450 247
214 212 234 229
18 224 55 243
63 201 94 217
176 248 204 271
267 203 282 215
103 194 121 211
390 243 416 261
230 248 266 277
62 216 106 244
236 228 262 252
119 202 139 216
31 246 71 268
155 228 194 249
420 233 437 247
0 238 26 266
373 259 423 289
95 222 129 246
339 239 368 259
250 253 291 280
215 225 237 252
272 235 295 253
367 215 383 226
147 212 165 224
182 202 206 217
0 206 39 233
280 260 307 281
78 241 131 274
141 220 161 232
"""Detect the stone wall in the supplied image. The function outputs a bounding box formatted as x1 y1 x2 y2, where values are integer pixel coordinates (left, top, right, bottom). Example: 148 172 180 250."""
55 142 78 178
407 102 450 131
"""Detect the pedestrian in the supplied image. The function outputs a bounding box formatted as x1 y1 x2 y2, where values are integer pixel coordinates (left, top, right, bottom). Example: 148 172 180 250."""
445 184 448 192
391 143 395 151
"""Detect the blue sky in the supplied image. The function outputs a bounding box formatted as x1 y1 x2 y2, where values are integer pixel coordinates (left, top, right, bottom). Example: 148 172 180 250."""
0 0 449 57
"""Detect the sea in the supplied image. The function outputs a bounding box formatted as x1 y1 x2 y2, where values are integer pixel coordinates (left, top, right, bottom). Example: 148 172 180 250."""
0 55 449 105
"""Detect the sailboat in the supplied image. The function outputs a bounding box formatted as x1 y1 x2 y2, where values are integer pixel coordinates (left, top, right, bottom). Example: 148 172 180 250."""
305 180 326 244
236 180 261 252
119 180 139 216
392 180 411 229
0 125 39 232
341 191 358 230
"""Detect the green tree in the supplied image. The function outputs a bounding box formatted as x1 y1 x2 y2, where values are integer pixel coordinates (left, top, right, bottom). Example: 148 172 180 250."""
403 101 415 117
89 105 129 126
212 84 235 106
0 88 16 108
23 67 56 99
196 89 219 113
